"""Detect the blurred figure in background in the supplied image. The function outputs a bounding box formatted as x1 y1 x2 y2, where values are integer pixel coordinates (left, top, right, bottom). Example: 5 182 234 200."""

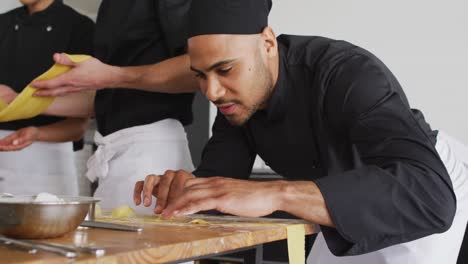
0 0 94 195
4 0 197 213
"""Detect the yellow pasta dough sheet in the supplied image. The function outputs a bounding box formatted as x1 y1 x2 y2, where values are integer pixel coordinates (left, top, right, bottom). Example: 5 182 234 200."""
0 54 90 122
287 224 306 264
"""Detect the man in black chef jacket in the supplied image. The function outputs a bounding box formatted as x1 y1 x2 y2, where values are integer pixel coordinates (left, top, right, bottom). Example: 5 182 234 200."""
134 0 468 263
0 0 93 195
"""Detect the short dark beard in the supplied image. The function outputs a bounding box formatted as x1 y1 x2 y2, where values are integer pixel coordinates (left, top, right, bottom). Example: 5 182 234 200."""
228 54 273 126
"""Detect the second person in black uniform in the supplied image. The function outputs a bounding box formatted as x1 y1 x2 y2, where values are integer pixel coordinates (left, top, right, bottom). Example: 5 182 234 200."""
0 0 93 195
48 0 196 212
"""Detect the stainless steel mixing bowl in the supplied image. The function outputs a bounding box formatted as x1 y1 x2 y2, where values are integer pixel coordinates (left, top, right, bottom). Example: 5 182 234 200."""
0 195 99 239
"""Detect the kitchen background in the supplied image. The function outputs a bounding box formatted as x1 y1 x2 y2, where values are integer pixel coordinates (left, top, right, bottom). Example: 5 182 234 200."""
0 1 466 263
1 0 467 187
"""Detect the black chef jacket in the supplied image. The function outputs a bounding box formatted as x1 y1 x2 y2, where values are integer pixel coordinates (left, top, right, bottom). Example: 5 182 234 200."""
194 35 456 256
0 0 94 130
94 0 194 136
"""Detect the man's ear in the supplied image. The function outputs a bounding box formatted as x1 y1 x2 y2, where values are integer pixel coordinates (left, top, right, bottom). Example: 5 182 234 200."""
260 26 278 58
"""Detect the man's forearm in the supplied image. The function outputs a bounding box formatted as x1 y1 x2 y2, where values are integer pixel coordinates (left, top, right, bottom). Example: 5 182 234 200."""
43 91 95 117
278 181 335 227
37 118 89 142
112 54 199 93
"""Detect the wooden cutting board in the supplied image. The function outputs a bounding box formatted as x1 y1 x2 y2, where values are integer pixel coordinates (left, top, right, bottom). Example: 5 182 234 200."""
0 214 315 263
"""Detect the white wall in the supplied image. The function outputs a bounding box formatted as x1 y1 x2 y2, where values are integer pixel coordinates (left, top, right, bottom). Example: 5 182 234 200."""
2 0 466 144
64 0 100 20
0 0 20 13
269 0 468 144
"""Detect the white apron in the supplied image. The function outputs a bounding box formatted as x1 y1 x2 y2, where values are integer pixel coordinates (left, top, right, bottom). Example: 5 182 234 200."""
0 129 78 196
308 131 468 264
87 119 194 214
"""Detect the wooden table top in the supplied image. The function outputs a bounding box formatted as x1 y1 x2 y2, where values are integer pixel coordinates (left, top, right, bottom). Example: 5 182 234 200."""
0 214 315 264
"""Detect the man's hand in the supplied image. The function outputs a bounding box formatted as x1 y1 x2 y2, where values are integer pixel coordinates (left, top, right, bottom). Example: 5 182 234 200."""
134 170 196 214
32 53 119 97
160 177 285 219
0 84 18 104
0 126 39 151
134 171 335 226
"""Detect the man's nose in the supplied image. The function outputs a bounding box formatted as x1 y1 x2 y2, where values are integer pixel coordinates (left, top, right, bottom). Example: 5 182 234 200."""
204 77 226 102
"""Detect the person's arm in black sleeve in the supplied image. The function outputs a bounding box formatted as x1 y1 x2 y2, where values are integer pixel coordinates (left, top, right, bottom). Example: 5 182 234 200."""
193 111 256 179
313 54 456 256
32 3 197 96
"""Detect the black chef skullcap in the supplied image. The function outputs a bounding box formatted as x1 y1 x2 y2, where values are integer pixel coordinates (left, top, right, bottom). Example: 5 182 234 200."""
188 0 273 38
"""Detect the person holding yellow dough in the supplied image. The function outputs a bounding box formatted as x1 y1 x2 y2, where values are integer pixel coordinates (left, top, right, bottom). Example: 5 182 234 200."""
0 0 94 195
10 0 198 216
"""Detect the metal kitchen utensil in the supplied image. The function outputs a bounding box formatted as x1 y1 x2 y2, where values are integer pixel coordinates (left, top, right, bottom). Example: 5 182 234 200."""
25 240 105 257
1 240 37 254
0 236 76 258
80 220 143 232
0 195 100 239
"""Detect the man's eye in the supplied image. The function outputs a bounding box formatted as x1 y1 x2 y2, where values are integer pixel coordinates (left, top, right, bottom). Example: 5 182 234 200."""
218 67 232 74
195 73 206 79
